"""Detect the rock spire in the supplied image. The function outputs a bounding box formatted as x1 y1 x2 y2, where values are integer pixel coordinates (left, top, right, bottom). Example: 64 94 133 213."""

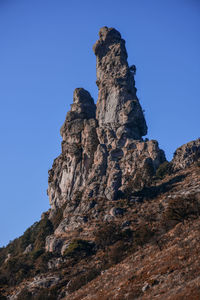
47 27 165 214
94 26 147 140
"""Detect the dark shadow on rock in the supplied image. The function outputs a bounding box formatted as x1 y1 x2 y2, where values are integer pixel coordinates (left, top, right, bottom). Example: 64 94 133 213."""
133 174 187 200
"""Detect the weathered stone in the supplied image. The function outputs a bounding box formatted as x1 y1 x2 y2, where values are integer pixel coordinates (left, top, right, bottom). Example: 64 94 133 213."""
110 207 124 217
47 88 98 210
142 282 150 292
93 26 147 139
23 244 33 254
4 253 11 263
46 27 166 248
28 275 60 289
45 235 64 253
172 138 200 171
48 257 64 270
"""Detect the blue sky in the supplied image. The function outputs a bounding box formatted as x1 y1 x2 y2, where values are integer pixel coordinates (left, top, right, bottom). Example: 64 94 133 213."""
0 0 199 247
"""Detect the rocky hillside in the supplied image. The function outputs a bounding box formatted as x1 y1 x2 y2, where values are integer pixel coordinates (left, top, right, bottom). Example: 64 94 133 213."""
0 27 200 300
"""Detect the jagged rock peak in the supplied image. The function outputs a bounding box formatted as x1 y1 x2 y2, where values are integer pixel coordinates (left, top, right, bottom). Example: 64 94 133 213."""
93 26 147 139
73 88 95 107
60 88 96 141
172 138 200 171
48 27 165 212
68 88 96 120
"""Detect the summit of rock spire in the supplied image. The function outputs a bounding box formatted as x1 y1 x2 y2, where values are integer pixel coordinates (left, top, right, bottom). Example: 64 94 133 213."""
93 26 147 140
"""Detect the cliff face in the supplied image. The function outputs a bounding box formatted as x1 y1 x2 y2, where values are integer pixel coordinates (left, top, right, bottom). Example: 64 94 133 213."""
47 27 165 218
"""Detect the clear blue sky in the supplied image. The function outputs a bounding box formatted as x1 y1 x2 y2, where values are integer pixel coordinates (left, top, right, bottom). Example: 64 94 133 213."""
0 0 199 247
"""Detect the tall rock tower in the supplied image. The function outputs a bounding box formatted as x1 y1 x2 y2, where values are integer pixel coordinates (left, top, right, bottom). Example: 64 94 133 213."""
94 26 147 142
47 27 165 216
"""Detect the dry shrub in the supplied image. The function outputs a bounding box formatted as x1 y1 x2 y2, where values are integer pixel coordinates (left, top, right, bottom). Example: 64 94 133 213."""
17 288 57 300
109 241 126 265
163 194 200 227
63 239 94 257
94 222 121 249
133 224 154 247
67 268 100 293
155 161 172 179
51 203 66 230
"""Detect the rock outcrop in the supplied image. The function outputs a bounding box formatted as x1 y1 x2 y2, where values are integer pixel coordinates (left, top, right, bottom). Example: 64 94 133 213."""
48 88 98 210
172 138 200 171
47 27 165 243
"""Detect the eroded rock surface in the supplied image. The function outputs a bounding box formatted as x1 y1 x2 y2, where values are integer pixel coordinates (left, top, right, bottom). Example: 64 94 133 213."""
93 26 147 139
48 88 98 211
172 138 200 171
46 27 165 245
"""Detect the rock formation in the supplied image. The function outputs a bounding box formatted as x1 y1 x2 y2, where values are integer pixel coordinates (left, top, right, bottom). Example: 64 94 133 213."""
48 88 98 210
48 27 165 213
46 27 166 248
93 26 147 138
1 27 200 300
172 138 200 171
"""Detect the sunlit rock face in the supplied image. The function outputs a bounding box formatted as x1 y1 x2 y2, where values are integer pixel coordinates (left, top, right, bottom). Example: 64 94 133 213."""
93 26 147 140
172 138 200 171
47 26 165 222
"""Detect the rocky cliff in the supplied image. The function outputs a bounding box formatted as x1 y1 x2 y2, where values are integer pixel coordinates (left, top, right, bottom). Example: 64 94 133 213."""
45 27 167 252
48 26 165 214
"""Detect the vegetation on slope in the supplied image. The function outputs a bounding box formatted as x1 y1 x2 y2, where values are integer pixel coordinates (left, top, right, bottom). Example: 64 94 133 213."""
0 162 200 299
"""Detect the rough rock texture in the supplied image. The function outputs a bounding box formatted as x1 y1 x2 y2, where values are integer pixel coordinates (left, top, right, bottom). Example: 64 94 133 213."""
48 88 98 210
93 26 147 139
48 27 164 210
172 138 200 171
46 27 166 244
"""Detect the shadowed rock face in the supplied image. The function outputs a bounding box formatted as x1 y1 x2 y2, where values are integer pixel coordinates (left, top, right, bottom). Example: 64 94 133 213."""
47 26 165 221
48 88 98 209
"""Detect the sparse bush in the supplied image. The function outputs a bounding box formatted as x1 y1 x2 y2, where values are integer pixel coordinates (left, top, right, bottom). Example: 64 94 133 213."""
1 216 54 259
67 268 100 293
3 255 32 285
17 289 33 300
163 194 200 226
155 161 172 179
94 222 122 249
33 217 54 251
0 274 8 285
51 203 67 230
31 249 44 260
196 158 200 167
133 224 154 247
17 288 57 300
94 222 133 250
63 239 94 257
0 216 55 287
109 241 126 264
